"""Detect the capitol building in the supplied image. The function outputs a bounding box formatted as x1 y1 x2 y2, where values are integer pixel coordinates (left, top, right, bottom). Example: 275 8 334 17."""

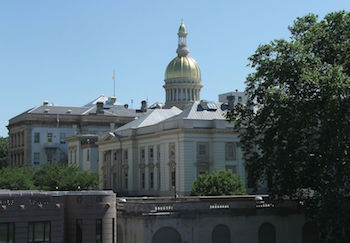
96 20 246 196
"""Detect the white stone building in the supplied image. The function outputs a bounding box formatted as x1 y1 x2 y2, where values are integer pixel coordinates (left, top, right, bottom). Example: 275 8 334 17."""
98 101 244 196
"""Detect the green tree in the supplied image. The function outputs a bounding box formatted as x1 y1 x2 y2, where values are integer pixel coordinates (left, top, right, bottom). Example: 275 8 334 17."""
227 11 350 242
33 164 99 191
191 169 246 196
0 166 35 190
0 137 9 168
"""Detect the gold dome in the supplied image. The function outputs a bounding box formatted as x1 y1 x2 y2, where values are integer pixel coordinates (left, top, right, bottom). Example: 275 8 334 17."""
165 55 201 82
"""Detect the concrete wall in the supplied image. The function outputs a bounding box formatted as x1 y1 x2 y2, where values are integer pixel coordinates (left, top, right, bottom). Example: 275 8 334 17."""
117 196 307 243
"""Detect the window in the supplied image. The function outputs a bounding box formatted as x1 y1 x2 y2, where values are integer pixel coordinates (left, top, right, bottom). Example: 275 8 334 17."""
123 150 128 161
169 143 175 158
96 219 102 243
238 96 242 102
171 171 176 188
141 172 145 189
28 221 51 243
225 143 237 161
150 172 154 189
33 153 40 165
70 151 73 164
140 148 145 160
76 219 82 243
113 152 117 161
157 145 160 162
0 223 14 243
199 144 206 155
149 147 154 160
157 145 161 190
47 133 53 143
124 171 128 189
34 133 40 143
60 133 66 144
86 149 90 161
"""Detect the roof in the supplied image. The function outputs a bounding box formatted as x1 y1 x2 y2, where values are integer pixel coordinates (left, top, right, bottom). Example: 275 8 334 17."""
165 100 227 121
116 107 182 132
20 104 147 118
83 94 123 107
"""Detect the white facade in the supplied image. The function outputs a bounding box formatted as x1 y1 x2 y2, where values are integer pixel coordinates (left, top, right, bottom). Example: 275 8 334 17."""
98 102 245 196
66 135 99 173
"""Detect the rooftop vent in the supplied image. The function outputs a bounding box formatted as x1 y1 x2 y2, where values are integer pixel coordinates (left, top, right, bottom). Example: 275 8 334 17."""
66 109 72 114
141 100 147 112
96 102 104 114
199 100 217 111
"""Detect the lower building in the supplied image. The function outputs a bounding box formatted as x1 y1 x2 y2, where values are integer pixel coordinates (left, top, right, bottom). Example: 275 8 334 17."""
117 195 319 243
0 190 116 243
0 190 319 243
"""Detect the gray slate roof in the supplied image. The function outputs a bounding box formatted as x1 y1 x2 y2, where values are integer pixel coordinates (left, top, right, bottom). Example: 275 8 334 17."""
26 105 148 118
165 101 228 121
116 107 182 131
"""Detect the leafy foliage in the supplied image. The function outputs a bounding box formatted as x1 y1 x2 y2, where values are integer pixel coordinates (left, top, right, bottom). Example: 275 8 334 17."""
191 169 246 196
0 164 98 191
0 166 35 190
0 137 9 168
33 164 98 191
227 11 350 242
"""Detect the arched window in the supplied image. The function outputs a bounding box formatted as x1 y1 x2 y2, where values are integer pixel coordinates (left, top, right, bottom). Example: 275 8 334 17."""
258 222 276 243
302 222 319 243
152 227 182 243
212 224 231 243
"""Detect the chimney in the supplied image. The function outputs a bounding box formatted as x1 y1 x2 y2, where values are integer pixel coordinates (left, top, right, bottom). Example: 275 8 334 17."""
227 95 235 110
96 102 104 114
141 100 147 112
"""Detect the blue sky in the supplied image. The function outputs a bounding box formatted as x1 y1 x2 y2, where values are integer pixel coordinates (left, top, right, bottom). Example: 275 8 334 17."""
0 1 349 136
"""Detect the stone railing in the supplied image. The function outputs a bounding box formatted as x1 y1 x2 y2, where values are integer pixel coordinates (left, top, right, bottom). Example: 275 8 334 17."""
116 195 280 215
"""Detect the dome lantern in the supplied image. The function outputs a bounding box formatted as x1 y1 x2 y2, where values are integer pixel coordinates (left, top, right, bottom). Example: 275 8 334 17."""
164 20 203 110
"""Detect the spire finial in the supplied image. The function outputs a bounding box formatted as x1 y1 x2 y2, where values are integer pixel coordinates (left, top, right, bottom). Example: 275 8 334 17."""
177 19 189 56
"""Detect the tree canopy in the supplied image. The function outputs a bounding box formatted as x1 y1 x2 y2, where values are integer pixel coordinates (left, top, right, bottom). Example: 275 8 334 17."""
0 137 9 168
191 169 246 196
0 166 35 190
0 164 98 191
227 11 350 242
